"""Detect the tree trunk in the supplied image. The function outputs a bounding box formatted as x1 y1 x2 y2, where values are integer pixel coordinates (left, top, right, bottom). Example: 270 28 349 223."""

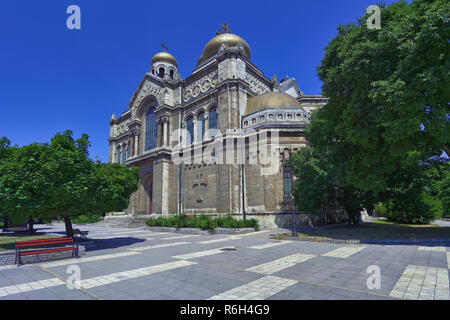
28 216 34 233
2 216 8 229
63 214 73 237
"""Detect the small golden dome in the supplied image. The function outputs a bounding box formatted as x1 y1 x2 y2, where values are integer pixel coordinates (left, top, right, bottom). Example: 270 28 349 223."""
151 51 178 68
197 33 251 67
246 92 302 115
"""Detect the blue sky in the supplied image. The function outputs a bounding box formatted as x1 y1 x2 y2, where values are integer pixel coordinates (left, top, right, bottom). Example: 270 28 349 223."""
0 0 400 162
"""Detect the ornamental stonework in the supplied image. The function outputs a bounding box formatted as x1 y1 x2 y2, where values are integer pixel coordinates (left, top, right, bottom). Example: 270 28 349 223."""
183 71 218 103
246 72 270 95
113 119 132 137
133 80 163 108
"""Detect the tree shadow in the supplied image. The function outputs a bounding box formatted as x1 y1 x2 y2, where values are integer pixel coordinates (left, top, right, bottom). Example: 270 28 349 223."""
80 237 147 252
296 221 450 245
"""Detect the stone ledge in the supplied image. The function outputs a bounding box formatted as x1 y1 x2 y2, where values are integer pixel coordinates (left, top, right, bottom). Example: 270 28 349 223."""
143 226 256 235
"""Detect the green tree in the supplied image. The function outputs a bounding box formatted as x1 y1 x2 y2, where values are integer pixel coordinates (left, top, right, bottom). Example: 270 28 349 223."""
291 147 334 214
296 0 449 223
424 160 450 217
0 137 15 229
0 140 54 232
0 132 140 236
44 131 140 236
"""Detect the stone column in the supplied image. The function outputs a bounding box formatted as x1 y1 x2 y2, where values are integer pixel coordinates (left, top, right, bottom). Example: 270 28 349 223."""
156 119 162 148
182 121 187 147
110 141 115 163
134 131 140 156
163 120 168 147
205 112 210 139
161 161 170 214
193 116 198 143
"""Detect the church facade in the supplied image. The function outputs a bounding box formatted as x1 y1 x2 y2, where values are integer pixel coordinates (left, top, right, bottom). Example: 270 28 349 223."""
107 26 328 225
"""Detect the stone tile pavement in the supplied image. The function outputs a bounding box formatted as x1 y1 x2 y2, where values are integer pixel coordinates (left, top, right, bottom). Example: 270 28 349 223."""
0 223 449 300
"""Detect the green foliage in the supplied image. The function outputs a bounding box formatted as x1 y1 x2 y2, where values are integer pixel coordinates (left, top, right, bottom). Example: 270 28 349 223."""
422 194 443 219
439 167 450 216
383 195 435 224
425 161 450 216
291 147 334 214
72 214 103 224
292 0 449 225
146 214 259 230
0 131 140 235
315 1 449 192
374 203 387 217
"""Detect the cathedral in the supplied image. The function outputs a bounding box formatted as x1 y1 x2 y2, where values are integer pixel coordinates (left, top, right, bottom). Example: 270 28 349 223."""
108 25 328 227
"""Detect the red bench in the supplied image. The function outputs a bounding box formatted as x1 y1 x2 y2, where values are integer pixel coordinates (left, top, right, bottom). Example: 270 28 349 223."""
15 237 79 266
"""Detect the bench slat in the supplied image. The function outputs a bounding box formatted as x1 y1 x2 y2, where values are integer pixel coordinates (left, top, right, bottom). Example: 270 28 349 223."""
16 240 74 247
16 237 73 245
15 236 78 266
19 247 76 256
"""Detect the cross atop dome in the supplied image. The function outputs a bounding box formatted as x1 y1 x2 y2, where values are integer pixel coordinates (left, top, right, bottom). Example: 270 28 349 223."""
216 23 232 35
161 42 168 52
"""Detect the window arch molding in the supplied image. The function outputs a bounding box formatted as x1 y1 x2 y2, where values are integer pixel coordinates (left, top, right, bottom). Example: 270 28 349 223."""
137 96 159 152
185 114 195 145
136 95 159 118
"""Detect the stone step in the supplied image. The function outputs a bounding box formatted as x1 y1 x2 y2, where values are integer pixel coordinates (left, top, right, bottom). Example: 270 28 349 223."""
84 216 149 228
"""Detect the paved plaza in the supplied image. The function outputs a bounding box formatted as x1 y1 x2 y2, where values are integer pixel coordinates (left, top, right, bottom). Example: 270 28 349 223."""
0 223 449 300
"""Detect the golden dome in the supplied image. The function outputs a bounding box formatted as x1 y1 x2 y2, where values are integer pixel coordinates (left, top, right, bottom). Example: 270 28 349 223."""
246 91 302 115
151 51 178 68
197 33 251 66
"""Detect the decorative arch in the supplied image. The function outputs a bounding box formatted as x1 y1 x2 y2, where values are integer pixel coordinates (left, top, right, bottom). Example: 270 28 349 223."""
183 111 195 122
136 96 159 152
136 95 159 118
185 114 195 145
208 106 218 130
194 107 207 117
197 111 206 142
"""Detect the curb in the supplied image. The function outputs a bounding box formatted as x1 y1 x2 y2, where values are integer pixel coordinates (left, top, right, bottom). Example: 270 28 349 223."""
142 226 256 235
283 237 450 245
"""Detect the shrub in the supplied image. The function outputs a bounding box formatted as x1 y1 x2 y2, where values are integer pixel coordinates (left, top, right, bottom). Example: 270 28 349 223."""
374 203 387 217
383 195 435 224
422 194 443 220
146 214 259 230
72 214 103 224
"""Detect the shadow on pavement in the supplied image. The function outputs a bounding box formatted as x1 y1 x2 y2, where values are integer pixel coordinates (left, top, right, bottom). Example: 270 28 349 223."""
80 237 147 252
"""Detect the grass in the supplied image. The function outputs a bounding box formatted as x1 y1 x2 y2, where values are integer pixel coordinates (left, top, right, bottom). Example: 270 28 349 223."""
0 233 57 251
272 219 450 241
72 214 103 224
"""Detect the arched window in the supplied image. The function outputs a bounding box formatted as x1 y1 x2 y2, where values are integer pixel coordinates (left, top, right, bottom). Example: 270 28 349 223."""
145 105 157 151
209 108 218 130
158 67 165 78
170 69 174 80
117 149 121 164
197 112 205 142
122 145 127 163
208 108 218 138
186 116 194 145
